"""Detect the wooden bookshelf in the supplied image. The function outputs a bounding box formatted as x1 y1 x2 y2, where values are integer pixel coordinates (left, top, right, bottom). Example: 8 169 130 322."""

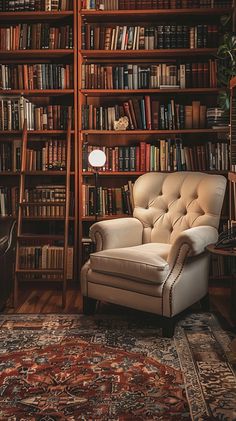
0 50 74 59
78 2 232 269
1 90 74 97
81 129 229 135
80 8 233 21
0 11 74 21
81 49 218 59
0 1 78 306
82 88 222 96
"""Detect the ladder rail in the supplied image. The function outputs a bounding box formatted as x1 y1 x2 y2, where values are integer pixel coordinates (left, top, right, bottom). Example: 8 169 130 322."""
62 107 72 308
14 120 27 307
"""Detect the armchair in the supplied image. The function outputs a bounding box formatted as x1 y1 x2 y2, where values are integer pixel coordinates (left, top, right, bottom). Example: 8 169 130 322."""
81 172 226 336
0 218 16 310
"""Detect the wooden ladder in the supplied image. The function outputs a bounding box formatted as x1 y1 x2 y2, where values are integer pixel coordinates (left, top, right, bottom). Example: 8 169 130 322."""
14 112 72 309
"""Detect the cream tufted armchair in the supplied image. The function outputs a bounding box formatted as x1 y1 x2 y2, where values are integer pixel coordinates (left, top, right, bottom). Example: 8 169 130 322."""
81 172 226 336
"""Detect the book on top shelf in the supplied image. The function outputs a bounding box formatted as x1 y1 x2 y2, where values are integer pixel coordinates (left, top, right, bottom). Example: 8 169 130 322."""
81 0 232 10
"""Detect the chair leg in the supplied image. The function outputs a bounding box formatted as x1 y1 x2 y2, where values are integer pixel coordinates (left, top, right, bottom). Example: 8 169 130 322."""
200 293 210 311
162 317 175 338
83 296 97 315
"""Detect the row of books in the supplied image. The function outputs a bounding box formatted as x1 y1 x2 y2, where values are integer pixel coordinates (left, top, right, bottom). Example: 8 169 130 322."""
0 186 19 216
26 141 66 171
0 0 73 11
18 245 74 278
82 0 232 10
0 97 70 130
82 140 229 172
82 182 134 216
82 24 218 50
22 204 65 217
23 185 66 203
0 24 73 50
82 98 208 131
0 64 73 90
81 61 218 90
0 140 21 171
22 185 69 217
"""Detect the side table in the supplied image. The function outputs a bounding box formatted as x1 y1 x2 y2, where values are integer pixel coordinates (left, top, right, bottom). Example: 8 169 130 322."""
206 244 236 326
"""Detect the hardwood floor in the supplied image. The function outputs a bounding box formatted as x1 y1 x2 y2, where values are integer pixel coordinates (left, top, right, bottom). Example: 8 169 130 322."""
4 280 235 331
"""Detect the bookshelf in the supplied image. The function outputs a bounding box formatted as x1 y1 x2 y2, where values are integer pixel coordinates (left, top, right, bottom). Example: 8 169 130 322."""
0 0 78 306
78 1 232 267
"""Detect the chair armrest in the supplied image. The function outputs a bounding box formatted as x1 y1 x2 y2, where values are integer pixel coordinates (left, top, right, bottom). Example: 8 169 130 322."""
90 217 143 251
167 226 218 266
0 218 16 256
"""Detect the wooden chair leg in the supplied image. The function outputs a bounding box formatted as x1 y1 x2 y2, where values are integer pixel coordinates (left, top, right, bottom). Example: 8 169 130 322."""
162 317 176 338
83 296 97 315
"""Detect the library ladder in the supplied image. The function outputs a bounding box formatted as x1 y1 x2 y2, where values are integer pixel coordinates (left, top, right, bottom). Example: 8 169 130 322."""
14 115 72 308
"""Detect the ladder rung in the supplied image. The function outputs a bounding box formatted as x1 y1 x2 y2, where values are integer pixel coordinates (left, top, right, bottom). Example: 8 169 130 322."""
16 269 64 274
20 202 66 206
18 235 65 240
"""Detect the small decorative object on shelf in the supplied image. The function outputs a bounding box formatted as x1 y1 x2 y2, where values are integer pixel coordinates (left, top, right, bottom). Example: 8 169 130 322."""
114 116 129 131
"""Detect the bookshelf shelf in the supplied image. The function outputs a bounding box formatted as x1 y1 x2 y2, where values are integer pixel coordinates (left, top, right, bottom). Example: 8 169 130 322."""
16 269 64 274
81 49 218 59
23 171 75 175
0 50 74 59
0 172 20 176
18 235 65 240
82 170 228 176
22 216 75 221
82 129 229 135
0 131 74 136
0 11 74 21
81 88 222 96
1 90 74 97
20 201 66 205
81 8 232 21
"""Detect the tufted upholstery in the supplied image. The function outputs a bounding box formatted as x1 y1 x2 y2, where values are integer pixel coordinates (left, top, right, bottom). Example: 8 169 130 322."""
81 172 226 336
133 172 226 244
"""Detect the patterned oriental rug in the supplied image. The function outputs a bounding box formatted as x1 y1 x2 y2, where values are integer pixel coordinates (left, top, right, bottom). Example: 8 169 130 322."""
0 313 235 421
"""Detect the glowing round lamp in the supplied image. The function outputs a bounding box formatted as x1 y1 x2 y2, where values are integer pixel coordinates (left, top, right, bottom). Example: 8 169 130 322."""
88 149 106 168
88 149 106 220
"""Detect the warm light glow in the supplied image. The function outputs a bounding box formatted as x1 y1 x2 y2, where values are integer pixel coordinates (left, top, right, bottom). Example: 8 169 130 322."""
88 149 106 168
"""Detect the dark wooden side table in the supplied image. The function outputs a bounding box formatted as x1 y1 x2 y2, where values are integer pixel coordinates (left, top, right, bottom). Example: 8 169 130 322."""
207 244 236 326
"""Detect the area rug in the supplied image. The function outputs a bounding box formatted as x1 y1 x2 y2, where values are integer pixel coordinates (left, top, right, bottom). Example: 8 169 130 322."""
0 312 235 421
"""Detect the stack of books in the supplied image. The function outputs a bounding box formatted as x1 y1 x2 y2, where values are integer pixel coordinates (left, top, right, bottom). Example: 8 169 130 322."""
82 24 218 50
26 140 66 171
0 24 73 50
0 97 71 130
82 98 208 131
0 140 21 171
0 186 19 216
19 245 74 278
82 0 232 10
206 108 229 128
82 60 217 89
0 0 73 11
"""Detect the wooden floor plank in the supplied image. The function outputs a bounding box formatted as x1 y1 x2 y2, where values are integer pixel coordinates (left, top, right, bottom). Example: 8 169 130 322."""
3 282 234 331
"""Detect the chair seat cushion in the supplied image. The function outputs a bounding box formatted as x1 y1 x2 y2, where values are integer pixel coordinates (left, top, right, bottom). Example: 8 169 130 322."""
90 243 170 284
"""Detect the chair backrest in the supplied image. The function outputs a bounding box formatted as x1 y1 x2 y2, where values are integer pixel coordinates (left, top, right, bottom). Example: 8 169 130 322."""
133 172 226 244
